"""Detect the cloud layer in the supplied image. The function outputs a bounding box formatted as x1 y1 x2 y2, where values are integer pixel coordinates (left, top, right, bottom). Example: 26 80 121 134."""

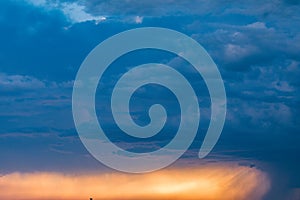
0 164 269 200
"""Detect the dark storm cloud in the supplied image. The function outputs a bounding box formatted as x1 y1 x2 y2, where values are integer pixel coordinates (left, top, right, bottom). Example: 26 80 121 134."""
0 1 300 199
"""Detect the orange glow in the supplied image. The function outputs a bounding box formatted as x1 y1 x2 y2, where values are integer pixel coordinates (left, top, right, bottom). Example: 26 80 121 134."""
0 164 270 200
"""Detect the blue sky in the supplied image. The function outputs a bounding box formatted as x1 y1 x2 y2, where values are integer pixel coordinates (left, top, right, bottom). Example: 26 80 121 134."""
0 0 300 199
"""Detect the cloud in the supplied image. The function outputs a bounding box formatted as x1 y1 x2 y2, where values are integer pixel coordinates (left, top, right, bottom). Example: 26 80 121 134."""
60 2 106 24
135 16 143 24
0 0 299 197
246 22 268 29
25 0 106 24
0 164 270 200
224 43 259 64
0 73 45 90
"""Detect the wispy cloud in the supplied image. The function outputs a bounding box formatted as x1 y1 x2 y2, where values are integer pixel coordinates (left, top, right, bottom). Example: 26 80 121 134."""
25 0 106 24
0 73 45 90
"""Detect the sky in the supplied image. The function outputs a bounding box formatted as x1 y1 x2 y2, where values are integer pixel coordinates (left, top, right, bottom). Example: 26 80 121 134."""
0 0 300 199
